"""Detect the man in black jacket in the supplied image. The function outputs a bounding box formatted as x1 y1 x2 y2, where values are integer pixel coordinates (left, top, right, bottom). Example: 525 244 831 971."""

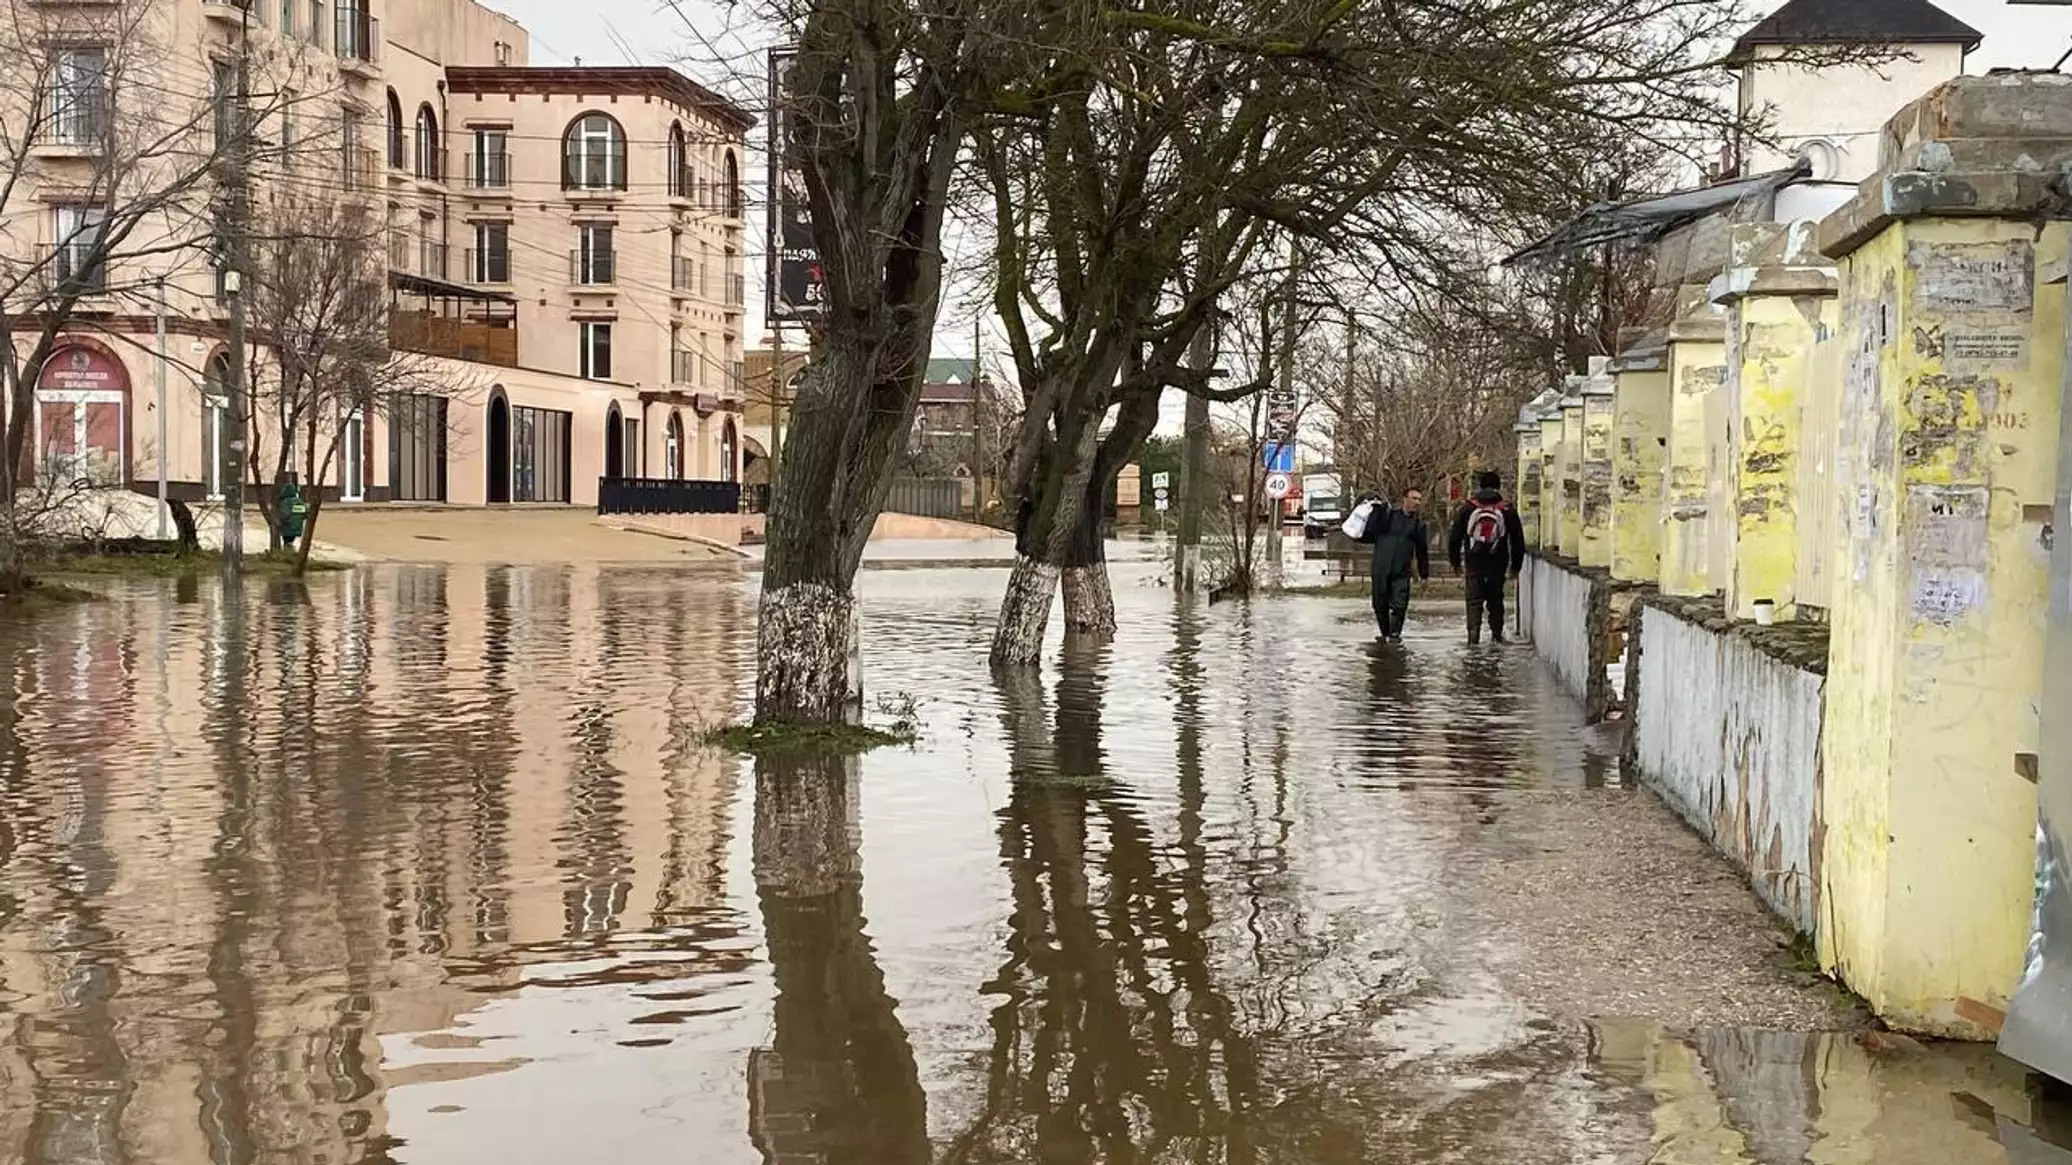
1356 487 1430 641
1448 470 1528 645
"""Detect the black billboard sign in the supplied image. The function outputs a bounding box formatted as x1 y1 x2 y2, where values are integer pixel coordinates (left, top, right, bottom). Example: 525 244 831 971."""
766 47 827 324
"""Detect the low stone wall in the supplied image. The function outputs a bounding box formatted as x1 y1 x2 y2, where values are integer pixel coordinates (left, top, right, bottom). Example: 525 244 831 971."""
1629 595 1829 937
1522 554 1644 722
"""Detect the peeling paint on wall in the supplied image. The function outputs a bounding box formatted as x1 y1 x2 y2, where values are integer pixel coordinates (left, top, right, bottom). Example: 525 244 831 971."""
1910 239 2035 316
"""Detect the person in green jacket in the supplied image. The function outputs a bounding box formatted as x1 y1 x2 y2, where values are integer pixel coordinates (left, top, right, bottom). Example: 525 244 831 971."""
1355 486 1430 641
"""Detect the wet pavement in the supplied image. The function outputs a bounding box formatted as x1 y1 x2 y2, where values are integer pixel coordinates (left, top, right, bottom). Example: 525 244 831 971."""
0 562 2066 1163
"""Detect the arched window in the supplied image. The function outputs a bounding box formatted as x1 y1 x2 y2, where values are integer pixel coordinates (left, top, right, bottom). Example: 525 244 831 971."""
664 411 684 479
414 104 440 180
562 113 626 191
667 122 687 199
1795 138 1841 183
720 419 737 483
385 89 404 168
723 151 741 218
203 354 233 500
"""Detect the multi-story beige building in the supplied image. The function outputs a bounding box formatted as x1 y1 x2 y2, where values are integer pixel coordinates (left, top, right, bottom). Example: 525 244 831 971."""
3 0 749 514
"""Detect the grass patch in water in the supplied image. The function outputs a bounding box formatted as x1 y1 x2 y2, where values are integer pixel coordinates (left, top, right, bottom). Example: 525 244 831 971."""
43 546 348 577
0 578 101 613
704 692 923 757
703 720 916 757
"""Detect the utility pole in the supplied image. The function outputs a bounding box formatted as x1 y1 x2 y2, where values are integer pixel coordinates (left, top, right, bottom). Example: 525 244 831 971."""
219 11 254 572
971 313 985 521
1264 242 1301 589
1174 315 1213 593
155 279 168 540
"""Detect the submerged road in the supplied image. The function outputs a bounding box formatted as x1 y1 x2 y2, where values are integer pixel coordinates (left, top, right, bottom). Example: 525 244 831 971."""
0 561 2056 1163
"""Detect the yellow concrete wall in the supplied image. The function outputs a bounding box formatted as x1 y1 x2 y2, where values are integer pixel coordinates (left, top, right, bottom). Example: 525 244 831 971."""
1725 294 1835 620
1705 372 1734 592
1797 316 1844 612
1612 369 1670 583
1580 392 1615 568
1663 340 1724 596
1538 415 1562 550
1515 427 1543 548
1558 402 1585 557
1820 217 2062 1035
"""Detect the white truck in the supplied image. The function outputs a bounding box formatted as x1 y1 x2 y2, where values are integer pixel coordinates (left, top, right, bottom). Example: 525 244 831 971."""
1301 472 1344 538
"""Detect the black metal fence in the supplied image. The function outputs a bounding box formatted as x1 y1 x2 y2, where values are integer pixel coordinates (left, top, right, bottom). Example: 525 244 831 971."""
597 477 740 515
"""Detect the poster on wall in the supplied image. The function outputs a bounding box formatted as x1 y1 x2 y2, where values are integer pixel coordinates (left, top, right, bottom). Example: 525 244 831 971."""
766 47 827 325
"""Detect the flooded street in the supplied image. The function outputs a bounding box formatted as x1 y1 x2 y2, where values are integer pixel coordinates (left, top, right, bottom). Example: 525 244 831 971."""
0 563 2061 1163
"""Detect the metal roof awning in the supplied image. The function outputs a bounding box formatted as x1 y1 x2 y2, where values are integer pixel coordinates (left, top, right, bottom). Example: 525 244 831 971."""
1503 162 1812 266
389 269 517 304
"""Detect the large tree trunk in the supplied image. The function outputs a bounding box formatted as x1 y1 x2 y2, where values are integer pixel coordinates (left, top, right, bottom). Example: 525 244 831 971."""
990 416 1101 665
1060 481 1115 637
755 330 926 725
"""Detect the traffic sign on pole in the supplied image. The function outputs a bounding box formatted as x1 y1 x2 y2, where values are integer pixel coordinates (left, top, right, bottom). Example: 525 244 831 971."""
1265 472 1292 500
1262 443 1296 475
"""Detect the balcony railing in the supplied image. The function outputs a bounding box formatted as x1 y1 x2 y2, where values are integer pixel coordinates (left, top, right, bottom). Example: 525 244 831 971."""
201 0 247 22
44 99 105 148
419 240 447 279
465 247 510 284
413 147 446 183
561 149 627 193
671 349 698 385
39 243 106 297
570 248 615 286
466 151 511 189
336 7 379 65
671 256 695 292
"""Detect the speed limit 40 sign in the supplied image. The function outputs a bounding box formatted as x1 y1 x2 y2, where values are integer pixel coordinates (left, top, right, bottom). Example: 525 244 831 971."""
1265 472 1292 500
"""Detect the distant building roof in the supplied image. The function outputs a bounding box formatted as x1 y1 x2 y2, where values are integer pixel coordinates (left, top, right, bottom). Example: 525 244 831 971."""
1730 0 1982 61
925 357 979 384
444 66 755 131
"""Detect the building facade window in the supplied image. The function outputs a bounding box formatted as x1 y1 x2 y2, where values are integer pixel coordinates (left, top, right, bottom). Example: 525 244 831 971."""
385 89 404 168
665 411 683 479
723 151 742 218
212 60 235 150
509 405 571 503
49 48 107 147
562 113 626 191
310 0 326 49
53 204 106 293
414 104 440 180
279 89 298 164
668 122 688 198
470 129 508 188
720 419 737 483
574 224 615 285
472 222 509 283
280 0 296 36
579 322 613 380
341 108 364 187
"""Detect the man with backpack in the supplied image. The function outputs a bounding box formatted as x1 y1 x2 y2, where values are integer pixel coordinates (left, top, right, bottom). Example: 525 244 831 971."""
1447 470 1527 645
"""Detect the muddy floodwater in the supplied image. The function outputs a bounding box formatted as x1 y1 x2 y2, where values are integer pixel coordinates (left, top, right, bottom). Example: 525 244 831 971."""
0 563 2065 1163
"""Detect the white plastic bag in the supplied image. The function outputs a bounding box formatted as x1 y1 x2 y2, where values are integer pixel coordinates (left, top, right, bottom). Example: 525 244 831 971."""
1341 500 1376 540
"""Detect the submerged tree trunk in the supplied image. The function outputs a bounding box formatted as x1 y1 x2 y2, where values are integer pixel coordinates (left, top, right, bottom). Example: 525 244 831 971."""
1060 482 1115 637
756 331 926 725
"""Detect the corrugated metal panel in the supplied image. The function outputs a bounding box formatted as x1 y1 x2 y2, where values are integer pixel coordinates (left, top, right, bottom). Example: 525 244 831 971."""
1633 604 1825 936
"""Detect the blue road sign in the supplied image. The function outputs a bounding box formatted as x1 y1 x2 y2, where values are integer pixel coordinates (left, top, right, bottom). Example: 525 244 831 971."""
1263 442 1296 474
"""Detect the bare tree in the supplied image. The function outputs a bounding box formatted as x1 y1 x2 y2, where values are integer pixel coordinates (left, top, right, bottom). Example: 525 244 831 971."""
980 0 1881 663
240 191 478 575
748 0 990 728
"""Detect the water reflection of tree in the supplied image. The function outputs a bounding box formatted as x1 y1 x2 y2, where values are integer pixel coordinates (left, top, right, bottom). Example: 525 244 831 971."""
947 634 1288 1165
749 754 930 1165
